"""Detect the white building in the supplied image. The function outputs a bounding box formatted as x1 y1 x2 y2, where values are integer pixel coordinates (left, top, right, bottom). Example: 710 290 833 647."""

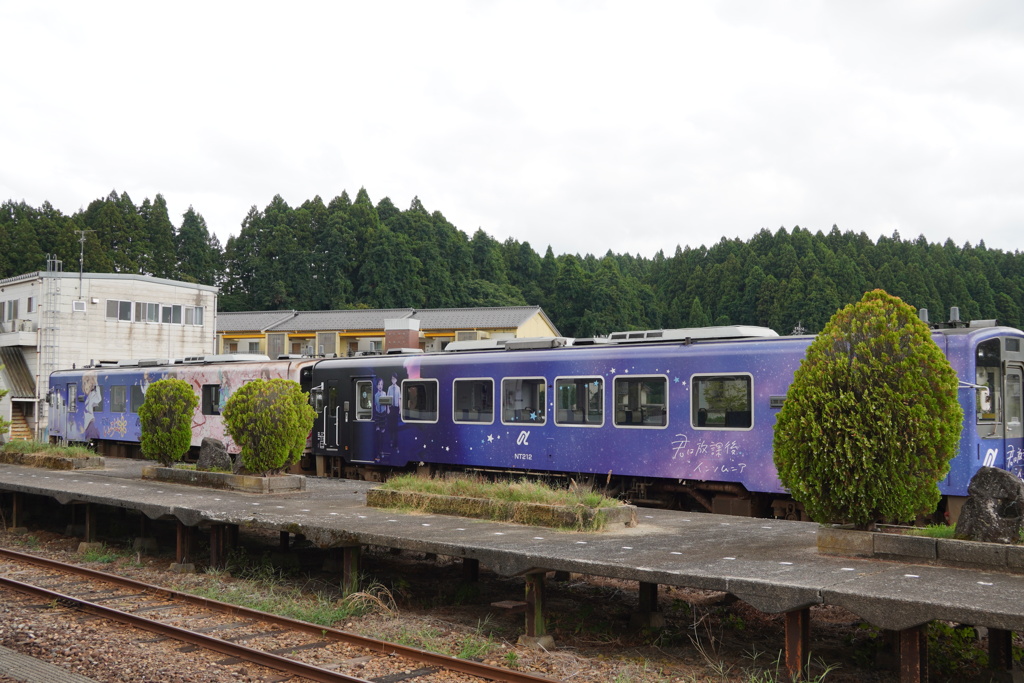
0 259 218 441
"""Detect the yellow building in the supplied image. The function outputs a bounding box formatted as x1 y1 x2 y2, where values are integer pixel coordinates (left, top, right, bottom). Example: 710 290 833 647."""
216 306 560 358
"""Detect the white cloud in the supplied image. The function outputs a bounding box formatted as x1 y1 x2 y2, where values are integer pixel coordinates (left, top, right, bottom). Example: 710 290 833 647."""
2 1 1023 258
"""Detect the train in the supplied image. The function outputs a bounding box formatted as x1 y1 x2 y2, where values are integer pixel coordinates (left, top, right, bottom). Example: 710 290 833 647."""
46 317 1024 521
47 354 319 461
306 320 1023 521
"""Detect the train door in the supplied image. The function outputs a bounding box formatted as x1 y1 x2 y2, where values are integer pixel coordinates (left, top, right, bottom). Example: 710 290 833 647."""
975 338 1024 476
322 378 340 453
1007 363 1023 474
49 382 68 443
345 377 378 463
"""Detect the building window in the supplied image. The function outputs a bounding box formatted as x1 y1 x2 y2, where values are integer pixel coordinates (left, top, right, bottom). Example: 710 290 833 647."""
184 306 204 326
555 377 604 426
247 341 261 353
106 300 132 321
402 379 438 422
26 297 35 313
453 378 493 424
691 374 752 429
201 385 221 415
613 376 667 427
2 300 18 321
501 377 546 424
110 385 127 412
160 304 182 324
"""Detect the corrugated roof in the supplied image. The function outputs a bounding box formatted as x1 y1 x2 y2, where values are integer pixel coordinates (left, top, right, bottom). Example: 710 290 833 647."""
216 306 558 335
412 306 546 330
277 309 416 332
0 347 36 398
217 310 297 332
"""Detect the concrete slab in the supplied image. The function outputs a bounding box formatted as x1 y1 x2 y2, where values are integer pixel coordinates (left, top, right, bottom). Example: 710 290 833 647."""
5 460 1024 634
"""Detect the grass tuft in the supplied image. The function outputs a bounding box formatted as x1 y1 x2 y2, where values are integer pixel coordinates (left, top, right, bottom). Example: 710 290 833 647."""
379 473 622 508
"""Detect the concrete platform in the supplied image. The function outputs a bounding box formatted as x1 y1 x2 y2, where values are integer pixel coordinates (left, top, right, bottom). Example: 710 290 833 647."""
2 459 1024 635
0 644 98 682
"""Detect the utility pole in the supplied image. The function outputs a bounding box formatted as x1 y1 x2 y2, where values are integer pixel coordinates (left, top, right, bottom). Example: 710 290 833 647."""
75 230 94 294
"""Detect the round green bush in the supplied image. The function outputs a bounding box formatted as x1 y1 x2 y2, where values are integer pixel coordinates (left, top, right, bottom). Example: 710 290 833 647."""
139 378 198 467
773 289 963 527
222 378 317 475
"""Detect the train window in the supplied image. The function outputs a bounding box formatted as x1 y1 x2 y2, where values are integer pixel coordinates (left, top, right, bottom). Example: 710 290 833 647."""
110 385 127 413
1008 372 1022 427
453 378 494 424
501 378 546 425
613 376 667 427
402 380 438 423
86 382 103 413
327 381 338 417
691 374 752 430
67 383 78 413
129 385 145 413
355 380 373 421
976 338 1001 424
201 384 221 416
555 377 603 426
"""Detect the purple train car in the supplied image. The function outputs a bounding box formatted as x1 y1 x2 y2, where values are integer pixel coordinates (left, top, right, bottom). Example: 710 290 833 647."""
48 355 319 462
309 322 1024 520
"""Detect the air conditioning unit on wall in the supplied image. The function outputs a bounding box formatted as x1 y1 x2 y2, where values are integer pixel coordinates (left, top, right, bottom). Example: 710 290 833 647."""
455 330 490 342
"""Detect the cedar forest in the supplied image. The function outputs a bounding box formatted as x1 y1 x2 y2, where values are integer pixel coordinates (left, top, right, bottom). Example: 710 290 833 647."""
3 188 1022 338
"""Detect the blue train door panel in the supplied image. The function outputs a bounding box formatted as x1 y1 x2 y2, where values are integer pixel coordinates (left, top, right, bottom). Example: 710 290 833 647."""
323 379 341 453
346 377 378 463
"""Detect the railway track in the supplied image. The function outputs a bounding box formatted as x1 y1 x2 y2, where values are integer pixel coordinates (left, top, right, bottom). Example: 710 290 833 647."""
0 546 558 683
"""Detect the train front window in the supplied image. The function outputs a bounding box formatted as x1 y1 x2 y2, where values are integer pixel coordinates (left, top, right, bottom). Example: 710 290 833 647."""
613 376 667 427
1008 371 1022 428
555 377 603 426
976 338 1001 424
453 379 493 424
692 374 752 430
501 378 546 425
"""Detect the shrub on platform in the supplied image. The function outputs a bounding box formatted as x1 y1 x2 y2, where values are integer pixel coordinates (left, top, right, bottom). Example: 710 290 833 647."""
222 378 316 476
139 378 198 466
773 289 962 528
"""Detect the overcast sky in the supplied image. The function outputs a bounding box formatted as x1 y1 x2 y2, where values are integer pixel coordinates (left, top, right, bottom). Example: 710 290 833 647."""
3 2 1023 259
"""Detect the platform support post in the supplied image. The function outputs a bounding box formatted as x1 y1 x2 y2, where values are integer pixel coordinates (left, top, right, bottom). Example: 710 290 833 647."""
989 628 1015 676
462 558 479 583
10 492 24 529
898 624 928 683
524 571 547 638
209 524 227 569
630 581 665 629
341 545 361 596
785 607 810 681
83 503 97 543
176 521 193 564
